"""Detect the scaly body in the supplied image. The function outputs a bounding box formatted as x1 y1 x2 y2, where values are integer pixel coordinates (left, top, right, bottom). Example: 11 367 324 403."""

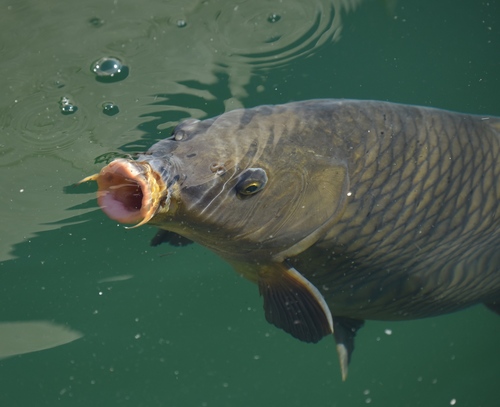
81 100 500 379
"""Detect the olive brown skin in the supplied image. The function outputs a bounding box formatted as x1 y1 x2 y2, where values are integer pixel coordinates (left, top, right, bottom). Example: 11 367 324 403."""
82 99 500 379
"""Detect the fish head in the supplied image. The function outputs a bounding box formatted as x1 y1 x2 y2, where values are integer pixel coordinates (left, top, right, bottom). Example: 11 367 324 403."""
82 104 349 263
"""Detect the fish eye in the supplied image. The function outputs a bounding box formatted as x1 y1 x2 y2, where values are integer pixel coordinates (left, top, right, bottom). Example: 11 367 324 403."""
240 181 262 195
235 168 267 198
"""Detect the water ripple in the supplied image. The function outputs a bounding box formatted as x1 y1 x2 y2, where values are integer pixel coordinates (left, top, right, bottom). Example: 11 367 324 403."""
0 90 89 165
203 0 363 69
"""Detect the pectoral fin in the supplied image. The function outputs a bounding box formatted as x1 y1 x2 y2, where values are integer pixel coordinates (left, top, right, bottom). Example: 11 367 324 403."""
257 263 333 343
332 317 365 381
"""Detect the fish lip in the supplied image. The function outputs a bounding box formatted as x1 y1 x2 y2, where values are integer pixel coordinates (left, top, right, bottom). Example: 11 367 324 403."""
93 158 168 227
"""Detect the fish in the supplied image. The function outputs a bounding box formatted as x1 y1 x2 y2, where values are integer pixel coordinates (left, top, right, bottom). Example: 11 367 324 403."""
80 99 500 380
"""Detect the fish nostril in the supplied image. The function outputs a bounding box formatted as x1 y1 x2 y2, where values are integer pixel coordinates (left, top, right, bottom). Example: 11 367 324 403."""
210 163 226 176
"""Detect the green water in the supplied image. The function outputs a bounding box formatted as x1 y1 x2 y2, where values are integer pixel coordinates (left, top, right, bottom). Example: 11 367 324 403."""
1 0 499 406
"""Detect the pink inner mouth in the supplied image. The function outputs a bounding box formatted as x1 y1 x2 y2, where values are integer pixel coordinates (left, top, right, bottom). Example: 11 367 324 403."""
99 179 144 223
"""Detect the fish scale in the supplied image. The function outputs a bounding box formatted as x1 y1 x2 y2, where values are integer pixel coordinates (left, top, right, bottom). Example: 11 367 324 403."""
329 109 500 251
81 99 500 380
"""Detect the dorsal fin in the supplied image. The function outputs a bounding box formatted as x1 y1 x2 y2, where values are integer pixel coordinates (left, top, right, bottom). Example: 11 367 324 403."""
257 263 333 343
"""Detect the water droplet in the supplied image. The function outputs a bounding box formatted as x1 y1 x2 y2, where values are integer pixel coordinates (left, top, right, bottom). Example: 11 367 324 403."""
91 57 129 83
88 17 104 28
176 19 187 28
59 96 78 115
102 102 119 116
267 13 281 23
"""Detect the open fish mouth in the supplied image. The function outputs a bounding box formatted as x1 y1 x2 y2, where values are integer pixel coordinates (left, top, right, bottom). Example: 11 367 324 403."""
79 158 168 227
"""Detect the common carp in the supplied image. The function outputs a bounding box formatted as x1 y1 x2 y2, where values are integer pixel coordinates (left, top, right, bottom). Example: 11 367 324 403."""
81 99 500 379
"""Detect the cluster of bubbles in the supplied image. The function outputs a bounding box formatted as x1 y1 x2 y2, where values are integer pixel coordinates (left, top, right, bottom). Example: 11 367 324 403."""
55 18 131 118
57 55 127 117
56 55 128 117
54 1 358 117
55 57 128 116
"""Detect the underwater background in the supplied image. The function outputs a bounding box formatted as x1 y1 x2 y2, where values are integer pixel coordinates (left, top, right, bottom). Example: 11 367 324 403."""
1 0 499 406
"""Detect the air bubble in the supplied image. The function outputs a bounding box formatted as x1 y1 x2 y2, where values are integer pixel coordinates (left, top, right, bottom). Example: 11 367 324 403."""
102 102 119 116
59 96 78 115
91 57 129 83
176 20 187 28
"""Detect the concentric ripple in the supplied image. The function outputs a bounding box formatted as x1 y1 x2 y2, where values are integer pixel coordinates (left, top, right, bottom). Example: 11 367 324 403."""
204 0 363 69
0 92 89 165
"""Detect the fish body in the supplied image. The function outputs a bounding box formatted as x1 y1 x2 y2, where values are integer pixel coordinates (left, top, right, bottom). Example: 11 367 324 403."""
82 99 500 379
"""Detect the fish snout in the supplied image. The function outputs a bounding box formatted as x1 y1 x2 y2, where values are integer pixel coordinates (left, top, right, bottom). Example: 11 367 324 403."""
79 158 168 227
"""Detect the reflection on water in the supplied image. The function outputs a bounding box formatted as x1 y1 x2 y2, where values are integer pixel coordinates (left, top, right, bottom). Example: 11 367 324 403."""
0 321 83 359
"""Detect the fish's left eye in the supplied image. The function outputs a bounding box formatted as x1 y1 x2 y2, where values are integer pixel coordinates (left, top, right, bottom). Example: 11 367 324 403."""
235 168 267 198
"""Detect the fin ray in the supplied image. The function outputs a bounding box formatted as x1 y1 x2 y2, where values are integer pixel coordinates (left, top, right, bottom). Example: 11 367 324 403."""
258 263 333 343
332 317 365 381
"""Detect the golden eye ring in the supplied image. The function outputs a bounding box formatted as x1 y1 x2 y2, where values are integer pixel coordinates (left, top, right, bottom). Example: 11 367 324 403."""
240 181 262 195
235 168 268 198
